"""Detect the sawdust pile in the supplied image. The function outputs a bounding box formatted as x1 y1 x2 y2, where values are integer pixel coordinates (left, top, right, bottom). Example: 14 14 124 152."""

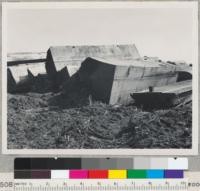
7 92 192 149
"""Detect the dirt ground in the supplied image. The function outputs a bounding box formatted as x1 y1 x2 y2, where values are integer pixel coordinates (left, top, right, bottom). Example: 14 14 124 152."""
7 91 192 149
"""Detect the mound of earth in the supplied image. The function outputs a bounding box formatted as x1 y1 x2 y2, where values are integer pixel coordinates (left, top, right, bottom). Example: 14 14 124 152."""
7 92 192 149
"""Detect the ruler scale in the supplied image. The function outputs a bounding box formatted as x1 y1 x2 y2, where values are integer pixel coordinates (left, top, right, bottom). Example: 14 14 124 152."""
13 179 188 191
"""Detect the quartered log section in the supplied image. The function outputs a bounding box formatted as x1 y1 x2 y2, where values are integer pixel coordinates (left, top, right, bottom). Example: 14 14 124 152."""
46 44 141 74
7 62 47 93
62 56 179 105
45 44 141 89
8 44 141 93
7 52 48 93
7 44 192 107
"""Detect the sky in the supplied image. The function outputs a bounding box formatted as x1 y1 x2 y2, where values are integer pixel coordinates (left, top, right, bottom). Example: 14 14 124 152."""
6 4 197 63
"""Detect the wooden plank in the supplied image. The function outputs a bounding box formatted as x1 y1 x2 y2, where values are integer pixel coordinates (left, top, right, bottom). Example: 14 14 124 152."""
130 80 192 109
7 59 46 66
139 80 192 95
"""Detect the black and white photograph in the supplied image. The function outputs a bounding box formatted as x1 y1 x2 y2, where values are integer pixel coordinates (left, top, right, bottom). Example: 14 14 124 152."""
2 2 198 155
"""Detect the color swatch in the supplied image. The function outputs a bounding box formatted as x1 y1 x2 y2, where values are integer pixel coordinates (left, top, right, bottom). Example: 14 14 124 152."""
14 157 188 170
147 170 164 178
51 170 69 179
88 170 108 179
14 169 184 179
69 170 88 179
164 170 184 178
108 170 127 179
127 170 147 178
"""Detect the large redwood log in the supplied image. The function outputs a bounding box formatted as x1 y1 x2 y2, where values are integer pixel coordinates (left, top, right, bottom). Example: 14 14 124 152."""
45 44 141 85
62 57 179 104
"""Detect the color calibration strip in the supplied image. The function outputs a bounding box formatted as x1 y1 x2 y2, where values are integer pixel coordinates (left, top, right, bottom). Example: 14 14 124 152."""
15 169 184 179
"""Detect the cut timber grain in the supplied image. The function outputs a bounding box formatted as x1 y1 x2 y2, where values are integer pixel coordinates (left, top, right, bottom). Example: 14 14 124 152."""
45 44 141 89
62 56 179 105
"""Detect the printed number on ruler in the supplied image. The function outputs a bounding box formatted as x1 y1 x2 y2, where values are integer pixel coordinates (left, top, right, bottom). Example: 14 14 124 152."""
14 179 188 191
0 173 14 191
185 172 200 191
